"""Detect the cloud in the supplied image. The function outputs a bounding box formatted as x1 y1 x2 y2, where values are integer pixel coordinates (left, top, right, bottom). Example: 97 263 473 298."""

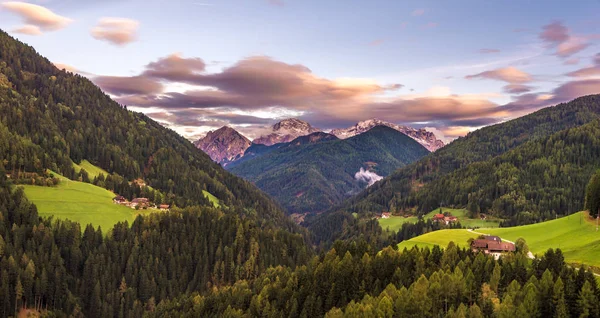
90 52 600 142
12 24 42 35
424 22 438 29
539 21 569 44
143 53 207 82
465 67 532 84
93 75 163 96
91 17 140 46
2 2 72 33
539 21 589 58
53 62 78 73
412 8 425 16
564 58 580 65
566 66 600 78
479 48 501 54
355 168 383 187
565 54 600 78
503 84 534 94
556 37 589 57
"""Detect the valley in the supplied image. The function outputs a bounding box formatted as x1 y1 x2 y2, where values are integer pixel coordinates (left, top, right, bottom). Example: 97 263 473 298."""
1 2 600 316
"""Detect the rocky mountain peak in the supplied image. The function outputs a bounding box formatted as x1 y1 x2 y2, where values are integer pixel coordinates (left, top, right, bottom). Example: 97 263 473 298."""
330 119 445 152
194 126 252 165
253 118 321 146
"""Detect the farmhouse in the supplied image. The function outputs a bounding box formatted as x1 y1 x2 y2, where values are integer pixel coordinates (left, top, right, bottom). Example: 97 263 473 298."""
444 216 458 224
471 235 515 259
433 213 458 225
381 212 391 219
113 195 127 204
130 197 149 208
433 213 445 221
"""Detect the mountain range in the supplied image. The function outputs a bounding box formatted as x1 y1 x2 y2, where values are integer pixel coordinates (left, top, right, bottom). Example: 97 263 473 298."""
227 126 430 213
195 118 445 165
307 94 600 243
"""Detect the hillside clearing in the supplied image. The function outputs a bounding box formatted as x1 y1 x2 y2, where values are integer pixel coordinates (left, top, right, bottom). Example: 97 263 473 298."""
22 171 155 232
398 212 600 268
73 160 109 179
378 207 501 232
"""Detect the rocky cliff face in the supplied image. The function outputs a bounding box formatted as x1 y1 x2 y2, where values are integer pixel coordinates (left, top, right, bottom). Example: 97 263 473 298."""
252 118 321 146
194 126 252 165
330 119 445 151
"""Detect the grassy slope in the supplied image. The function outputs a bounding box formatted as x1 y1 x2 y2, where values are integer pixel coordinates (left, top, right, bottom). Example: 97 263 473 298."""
22 172 142 231
203 190 221 208
485 212 600 266
378 207 501 232
398 212 600 267
72 160 109 179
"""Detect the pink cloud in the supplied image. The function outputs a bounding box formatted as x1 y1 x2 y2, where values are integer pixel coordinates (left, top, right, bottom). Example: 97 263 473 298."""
465 67 532 84
91 18 140 46
2 1 72 34
539 21 590 58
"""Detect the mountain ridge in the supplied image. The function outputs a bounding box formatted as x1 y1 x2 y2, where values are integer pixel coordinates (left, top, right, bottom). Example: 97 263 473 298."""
330 119 445 151
227 125 429 213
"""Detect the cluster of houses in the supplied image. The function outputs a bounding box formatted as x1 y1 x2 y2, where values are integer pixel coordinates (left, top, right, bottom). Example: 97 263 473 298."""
113 195 170 210
432 213 458 225
471 235 516 259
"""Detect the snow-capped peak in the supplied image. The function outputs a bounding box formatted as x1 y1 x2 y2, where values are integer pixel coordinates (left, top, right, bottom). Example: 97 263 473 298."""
330 119 445 152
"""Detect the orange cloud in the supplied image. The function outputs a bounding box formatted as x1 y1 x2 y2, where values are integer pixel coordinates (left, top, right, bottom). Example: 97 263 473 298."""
91 18 140 46
465 67 532 84
2 2 72 34
13 24 42 35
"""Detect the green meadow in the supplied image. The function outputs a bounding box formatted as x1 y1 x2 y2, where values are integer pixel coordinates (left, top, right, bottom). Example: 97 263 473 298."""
378 207 501 232
73 159 109 179
397 211 600 268
203 190 221 208
22 168 222 232
22 171 142 232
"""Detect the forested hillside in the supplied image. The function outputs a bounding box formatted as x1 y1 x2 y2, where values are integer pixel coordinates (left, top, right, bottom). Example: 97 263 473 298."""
0 172 311 317
341 95 600 220
0 29 292 228
0 29 315 316
150 242 600 318
228 126 429 213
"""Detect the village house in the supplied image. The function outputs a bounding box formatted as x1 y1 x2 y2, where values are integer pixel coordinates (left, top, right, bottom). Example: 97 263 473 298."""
444 216 458 224
130 197 149 209
432 213 445 222
159 204 170 210
113 195 127 204
381 212 391 219
432 213 458 225
471 235 515 259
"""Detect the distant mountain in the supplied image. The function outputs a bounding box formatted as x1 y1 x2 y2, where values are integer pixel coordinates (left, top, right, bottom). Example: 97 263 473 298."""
227 126 429 213
194 126 251 165
336 95 600 224
330 119 445 151
253 118 321 146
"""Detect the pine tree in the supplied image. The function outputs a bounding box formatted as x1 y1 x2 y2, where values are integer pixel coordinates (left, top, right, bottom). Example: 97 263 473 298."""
577 281 596 318
553 277 569 318
585 170 600 217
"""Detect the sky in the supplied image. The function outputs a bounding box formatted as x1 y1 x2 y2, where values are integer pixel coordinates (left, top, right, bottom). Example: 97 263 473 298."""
1 0 600 142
